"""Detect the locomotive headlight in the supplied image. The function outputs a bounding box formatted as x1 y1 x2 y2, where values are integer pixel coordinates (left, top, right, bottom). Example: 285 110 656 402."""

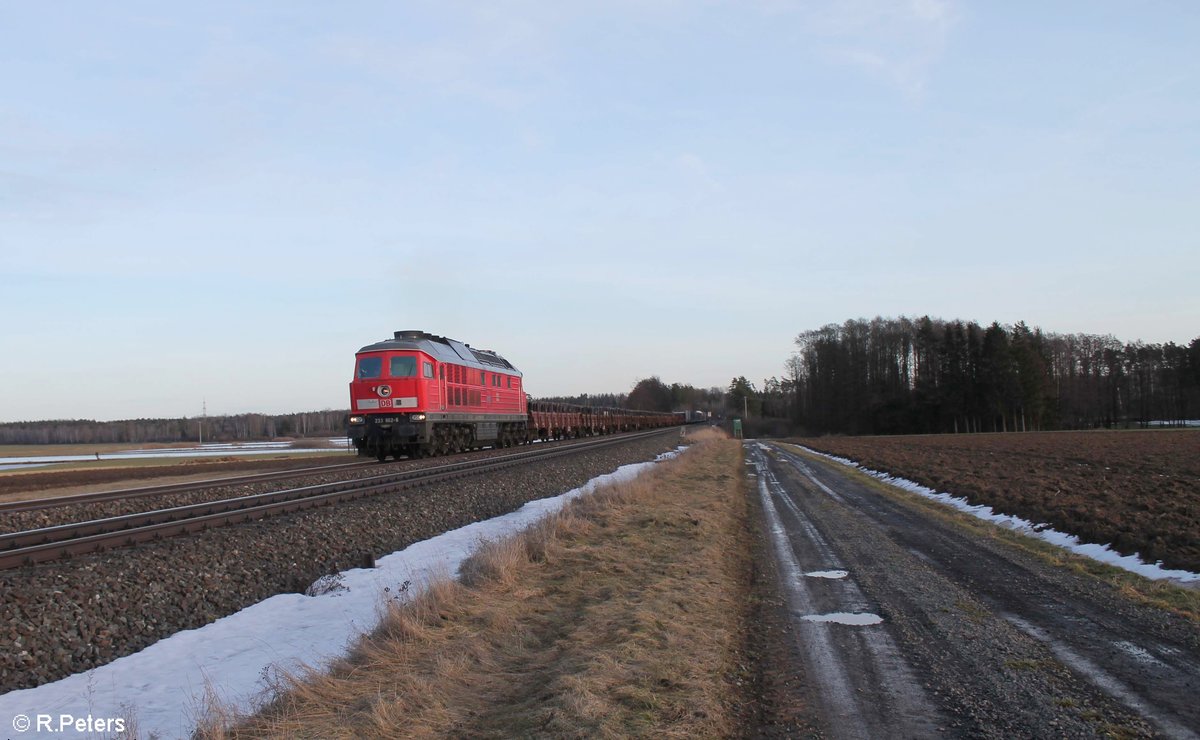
349 415 365 424
410 413 427 422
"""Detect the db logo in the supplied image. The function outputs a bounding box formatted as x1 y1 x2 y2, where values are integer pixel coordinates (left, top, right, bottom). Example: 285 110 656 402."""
380 399 393 408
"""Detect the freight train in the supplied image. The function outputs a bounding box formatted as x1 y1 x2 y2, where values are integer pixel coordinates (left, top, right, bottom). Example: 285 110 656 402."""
348 330 682 461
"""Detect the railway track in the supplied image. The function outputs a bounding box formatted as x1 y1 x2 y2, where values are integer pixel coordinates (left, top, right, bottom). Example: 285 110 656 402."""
0 428 676 571
0 458 374 514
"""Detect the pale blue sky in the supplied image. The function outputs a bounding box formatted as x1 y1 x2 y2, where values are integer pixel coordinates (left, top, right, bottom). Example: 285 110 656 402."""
2 1 1197 422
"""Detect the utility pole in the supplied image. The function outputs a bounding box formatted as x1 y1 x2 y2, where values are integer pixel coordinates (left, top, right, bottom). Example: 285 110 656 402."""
199 399 206 445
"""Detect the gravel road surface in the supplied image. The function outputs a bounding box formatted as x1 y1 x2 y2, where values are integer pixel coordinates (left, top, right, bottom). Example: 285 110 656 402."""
747 441 1199 739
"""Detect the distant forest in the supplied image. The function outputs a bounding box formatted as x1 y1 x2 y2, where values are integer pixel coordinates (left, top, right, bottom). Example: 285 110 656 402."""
5 317 1196 445
0 410 349 446
782 316 1200 435
541 378 725 415
0 380 731 447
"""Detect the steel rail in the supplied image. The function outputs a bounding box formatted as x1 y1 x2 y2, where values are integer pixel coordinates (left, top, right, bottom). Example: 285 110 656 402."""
1 430 670 515
0 428 676 570
0 459 373 514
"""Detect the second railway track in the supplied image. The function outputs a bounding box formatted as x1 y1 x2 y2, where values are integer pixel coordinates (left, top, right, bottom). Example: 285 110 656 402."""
0 458 374 515
0 429 677 571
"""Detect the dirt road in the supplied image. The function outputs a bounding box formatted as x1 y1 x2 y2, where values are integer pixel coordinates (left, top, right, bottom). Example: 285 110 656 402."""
747 442 1199 739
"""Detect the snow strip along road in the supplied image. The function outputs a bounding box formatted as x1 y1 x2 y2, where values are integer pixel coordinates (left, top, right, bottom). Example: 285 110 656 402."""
795 445 1200 585
0 451 682 739
748 441 1200 739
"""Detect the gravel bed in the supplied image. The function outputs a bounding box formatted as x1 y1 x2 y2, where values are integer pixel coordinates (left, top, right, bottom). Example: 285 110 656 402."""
0 433 680 692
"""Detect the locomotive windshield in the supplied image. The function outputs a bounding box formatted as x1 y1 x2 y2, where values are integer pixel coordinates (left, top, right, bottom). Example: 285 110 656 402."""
389 356 417 377
357 356 383 379
357 354 418 379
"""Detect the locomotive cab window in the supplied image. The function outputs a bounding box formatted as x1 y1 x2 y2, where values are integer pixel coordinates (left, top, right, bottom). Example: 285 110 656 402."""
423 362 434 378
357 356 383 379
389 356 417 377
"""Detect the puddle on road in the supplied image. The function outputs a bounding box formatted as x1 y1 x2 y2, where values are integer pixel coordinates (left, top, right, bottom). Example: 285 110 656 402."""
804 570 850 579
1114 640 1165 667
803 612 884 626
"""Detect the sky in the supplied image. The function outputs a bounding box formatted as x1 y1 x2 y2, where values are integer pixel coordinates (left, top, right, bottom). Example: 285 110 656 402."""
2 1 1197 422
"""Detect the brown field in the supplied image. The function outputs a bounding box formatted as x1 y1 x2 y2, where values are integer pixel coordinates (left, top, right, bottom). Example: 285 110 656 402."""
792 430 1200 574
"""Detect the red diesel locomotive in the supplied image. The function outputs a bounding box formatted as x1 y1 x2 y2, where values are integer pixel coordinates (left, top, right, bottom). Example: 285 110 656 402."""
348 330 681 461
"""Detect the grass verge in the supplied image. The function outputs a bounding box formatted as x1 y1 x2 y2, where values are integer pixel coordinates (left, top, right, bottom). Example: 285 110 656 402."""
203 427 752 738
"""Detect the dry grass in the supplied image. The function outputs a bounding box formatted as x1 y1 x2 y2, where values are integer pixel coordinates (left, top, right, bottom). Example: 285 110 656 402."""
203 427 749 739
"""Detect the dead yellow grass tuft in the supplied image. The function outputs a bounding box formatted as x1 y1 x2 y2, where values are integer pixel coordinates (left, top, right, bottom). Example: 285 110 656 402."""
211 432 750 738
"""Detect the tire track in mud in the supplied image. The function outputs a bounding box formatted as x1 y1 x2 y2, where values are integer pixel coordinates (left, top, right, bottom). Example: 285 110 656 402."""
749 441 1196 738
749 443 945 739
775 443 1198 738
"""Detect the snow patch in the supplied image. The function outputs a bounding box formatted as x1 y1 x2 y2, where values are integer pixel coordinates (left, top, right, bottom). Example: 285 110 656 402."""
0 446 685 738
803 612 884 626
794 445 1200 585
804 570 850 579
1113 640 1165 667
0 439 353 466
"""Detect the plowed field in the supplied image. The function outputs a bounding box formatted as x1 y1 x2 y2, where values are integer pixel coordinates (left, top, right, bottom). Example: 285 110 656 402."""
792 431 1200 573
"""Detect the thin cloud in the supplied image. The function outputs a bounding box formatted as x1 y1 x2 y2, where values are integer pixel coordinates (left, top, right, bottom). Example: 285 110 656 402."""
778 0 960 97
677 152 722 192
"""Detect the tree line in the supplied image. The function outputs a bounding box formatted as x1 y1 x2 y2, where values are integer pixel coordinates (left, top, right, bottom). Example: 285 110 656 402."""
0 410 350 446
542 377 726 415
0 377 730 446
10 318 1193 445
785 316 1200 436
